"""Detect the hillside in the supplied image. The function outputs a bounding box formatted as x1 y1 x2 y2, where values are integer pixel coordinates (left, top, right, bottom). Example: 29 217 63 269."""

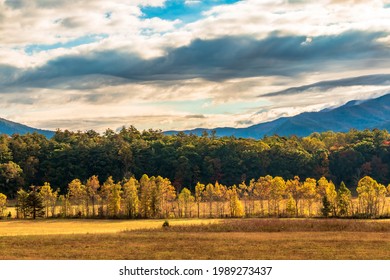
0 118 54 138
167 93 390 138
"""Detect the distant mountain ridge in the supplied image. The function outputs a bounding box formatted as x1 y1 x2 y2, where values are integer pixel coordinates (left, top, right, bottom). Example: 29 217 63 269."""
0 118 54 138
166 93 390 139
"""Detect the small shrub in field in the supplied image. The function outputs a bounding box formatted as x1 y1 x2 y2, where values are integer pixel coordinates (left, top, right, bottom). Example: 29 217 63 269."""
162 220 170 228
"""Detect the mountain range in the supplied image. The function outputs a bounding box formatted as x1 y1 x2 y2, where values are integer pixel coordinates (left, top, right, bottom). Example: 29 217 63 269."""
0 118 54 138
1 93 390 139
166 92 390 138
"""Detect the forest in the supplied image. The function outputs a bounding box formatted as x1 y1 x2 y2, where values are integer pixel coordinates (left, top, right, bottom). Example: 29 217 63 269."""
0 127 390 219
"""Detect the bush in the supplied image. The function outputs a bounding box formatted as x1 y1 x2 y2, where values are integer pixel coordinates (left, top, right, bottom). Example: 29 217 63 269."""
162 220 170 228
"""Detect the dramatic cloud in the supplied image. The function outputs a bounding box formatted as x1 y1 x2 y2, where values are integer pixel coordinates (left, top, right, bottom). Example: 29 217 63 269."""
1 0 390 132
263 74 390 96
5 31 390 89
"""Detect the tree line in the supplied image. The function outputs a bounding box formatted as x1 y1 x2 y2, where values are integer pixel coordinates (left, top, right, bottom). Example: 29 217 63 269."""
1 174 389 219
1 127 390 200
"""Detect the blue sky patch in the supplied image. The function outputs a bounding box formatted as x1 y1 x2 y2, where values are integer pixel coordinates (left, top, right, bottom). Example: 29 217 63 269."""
141 0 241 23
24 34 108 55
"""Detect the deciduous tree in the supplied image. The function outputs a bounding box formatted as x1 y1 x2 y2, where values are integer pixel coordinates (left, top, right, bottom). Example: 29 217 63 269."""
0 193 7 217
122 177 139 218
194 182 205 218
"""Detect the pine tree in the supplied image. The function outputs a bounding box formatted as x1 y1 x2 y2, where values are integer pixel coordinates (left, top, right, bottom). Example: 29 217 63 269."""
26 186 44 219
321 195 331 218
16 189 29 218
285 194 296 217
337 182 351 217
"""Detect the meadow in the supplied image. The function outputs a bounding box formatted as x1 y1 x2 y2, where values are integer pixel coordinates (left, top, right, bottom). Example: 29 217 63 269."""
0 218 389 260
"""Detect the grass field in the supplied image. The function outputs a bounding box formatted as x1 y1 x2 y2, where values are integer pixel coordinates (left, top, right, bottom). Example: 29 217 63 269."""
0 218 389 260
0 218 220 236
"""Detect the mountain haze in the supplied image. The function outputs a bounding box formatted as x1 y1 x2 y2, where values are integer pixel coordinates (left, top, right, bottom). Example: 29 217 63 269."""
166 93 390 138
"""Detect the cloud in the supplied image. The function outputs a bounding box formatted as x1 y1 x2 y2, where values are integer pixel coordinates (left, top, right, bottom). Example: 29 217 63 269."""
185 114 205 119
6 30 389 89
262 74 390 97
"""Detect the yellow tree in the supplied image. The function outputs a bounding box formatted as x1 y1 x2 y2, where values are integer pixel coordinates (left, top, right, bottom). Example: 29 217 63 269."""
139 174 152 218
226 185 244 217
100 176 115 217
302 178 317 216
203 183 215 217
238 181 249 216
122 177 139 218
285 193 296 217
357 176 386 217
254 176 272 216
159 177 176 218
85 175 100 217
177 187 194 218
107 181 122 217
67 179 87 216
269 176 286 216
39 182 59 217
58 194 70 217
194 182 205 218
150 176 165 218
214 181 227 217
317 177 337 216
286 176 303 217
0 193 6 217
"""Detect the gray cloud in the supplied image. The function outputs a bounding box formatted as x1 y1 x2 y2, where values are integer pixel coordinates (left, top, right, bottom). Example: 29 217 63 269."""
4 0 25 9
235 119 254 126
185 114 206 119
0 64 20 84
4 0 76 9
3 30 390 89
262 74 390 97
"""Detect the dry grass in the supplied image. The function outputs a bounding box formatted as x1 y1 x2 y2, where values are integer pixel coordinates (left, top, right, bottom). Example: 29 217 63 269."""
1 231 389 260
0 218 221 236
0 218 389 260
155 218 390 233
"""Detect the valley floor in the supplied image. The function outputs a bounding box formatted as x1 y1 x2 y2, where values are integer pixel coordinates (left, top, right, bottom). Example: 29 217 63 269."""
0 218 389 260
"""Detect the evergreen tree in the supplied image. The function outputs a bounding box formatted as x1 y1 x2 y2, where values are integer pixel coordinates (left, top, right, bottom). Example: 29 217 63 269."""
26 186 45 219
337 182 351 217
321 195 331 218
16 188 29 218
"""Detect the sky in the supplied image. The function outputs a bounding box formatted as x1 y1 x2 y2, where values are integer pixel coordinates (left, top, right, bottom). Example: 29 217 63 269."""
1 0 390 132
